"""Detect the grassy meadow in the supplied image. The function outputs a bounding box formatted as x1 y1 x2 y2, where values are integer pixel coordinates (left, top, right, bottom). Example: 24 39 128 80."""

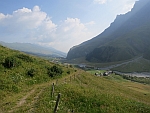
112 58 150 72
31 72 150 113
0 45 150 113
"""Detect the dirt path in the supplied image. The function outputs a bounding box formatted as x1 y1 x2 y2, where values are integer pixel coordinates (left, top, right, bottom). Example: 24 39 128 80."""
17 89 35 107
5 72 79 113
8 89 36 113
27 88 44 113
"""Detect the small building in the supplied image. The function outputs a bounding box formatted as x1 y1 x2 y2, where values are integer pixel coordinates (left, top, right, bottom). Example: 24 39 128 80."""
95 73 100 76
103 70 113 76
103 72 109 76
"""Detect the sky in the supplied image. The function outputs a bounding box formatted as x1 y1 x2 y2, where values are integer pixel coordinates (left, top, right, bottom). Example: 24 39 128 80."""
0 0 137 53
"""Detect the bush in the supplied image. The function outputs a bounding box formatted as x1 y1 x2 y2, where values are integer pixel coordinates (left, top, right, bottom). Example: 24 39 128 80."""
27 68 36 77
67 70 70 74
3 56 18 68
70 65 73 68
47 65 63 77
16 54 33 62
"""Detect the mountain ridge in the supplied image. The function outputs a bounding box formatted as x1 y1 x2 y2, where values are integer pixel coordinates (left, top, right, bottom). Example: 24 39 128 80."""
67 0 150 62
0 41 66 58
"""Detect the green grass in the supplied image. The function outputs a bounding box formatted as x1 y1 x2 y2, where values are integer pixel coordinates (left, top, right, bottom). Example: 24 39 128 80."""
0 45 75 112
1 45 150 113
112 58 150 72
86 70 105 75
34 72 150 113
66 56 150 73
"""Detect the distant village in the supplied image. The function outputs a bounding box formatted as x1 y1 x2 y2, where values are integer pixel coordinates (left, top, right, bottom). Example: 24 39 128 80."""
78 64 113 76
94 70 113 76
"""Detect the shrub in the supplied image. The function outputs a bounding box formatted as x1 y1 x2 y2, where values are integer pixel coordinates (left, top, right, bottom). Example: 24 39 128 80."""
70 65 73 68
47 65 63 77
27 68 36 77
16 54 33 62
67 70 70 74
3 56 17 68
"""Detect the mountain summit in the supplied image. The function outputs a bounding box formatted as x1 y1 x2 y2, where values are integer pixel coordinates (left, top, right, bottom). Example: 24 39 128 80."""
67 0 150 62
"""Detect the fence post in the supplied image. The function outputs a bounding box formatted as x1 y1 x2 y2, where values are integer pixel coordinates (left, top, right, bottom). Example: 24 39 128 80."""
70 76 71 82
56 79 58 85
54 93 61 113
51 83 55 98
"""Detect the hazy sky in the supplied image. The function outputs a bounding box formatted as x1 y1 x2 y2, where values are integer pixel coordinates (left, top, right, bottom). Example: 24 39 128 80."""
0 0 137 52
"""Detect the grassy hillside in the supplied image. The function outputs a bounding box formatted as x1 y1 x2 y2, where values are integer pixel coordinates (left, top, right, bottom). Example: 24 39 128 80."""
0 45 75 112
0 45 72 91
112 58 150 72
1 45 150 113
6 72 150 113
65 56 150 73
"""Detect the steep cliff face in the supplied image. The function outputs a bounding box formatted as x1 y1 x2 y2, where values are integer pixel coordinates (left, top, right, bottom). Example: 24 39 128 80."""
67 0 150 62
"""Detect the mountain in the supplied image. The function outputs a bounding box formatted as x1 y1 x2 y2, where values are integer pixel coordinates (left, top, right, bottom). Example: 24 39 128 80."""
0 42 66 58
67 0 150 63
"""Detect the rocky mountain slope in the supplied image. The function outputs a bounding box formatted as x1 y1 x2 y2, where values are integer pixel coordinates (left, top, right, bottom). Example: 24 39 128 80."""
67 0 150 62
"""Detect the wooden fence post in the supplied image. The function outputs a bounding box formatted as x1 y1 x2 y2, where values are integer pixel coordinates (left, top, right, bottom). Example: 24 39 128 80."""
54 93 61 113
56 79 58 85
70 76 71 82
51 83 55 98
